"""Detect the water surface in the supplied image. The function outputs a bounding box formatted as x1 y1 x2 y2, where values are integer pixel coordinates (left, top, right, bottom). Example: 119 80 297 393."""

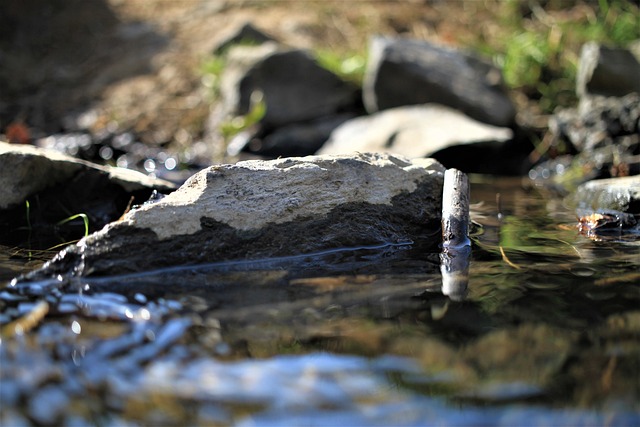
1 176 639 426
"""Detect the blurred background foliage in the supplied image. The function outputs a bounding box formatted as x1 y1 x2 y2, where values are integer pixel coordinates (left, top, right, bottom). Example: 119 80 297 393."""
2 0 638 148
200 0 639 119
460 0 640 113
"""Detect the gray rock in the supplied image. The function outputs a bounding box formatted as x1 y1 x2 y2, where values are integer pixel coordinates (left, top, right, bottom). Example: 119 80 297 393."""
317 105 513 159
20 153 445 278
363 36 516 127
577 41 640 98
571 175 640 213
211 21 276 55
0 141 175 210
549 93 640 153
220 43 360 128
539 76 640 192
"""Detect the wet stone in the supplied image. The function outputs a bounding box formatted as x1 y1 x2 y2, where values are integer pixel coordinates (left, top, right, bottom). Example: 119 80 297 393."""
572 175 640 214
0 141 177 251
0 141 175 211
15 153 445 280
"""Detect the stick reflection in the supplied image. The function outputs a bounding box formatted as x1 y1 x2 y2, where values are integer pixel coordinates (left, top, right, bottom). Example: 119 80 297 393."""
440 245 470 301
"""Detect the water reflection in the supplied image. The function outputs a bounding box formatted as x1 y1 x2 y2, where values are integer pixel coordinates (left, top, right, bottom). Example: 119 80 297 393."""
438 168 471 301
440 246 471 301
1 176 639 425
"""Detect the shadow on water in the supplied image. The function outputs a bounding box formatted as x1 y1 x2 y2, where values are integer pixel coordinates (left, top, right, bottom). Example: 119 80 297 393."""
1 177 639 425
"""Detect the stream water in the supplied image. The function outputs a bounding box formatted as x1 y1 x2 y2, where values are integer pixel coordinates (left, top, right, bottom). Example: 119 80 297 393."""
1 176 639 426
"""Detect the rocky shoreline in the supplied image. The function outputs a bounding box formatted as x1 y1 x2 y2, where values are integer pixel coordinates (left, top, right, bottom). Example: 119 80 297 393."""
1 22 639 281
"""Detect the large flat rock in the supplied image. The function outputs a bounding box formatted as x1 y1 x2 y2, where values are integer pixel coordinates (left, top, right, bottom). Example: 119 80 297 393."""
20 153 445 279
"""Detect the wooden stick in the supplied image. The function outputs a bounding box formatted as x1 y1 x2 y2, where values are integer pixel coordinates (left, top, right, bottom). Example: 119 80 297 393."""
441 168 470 249
440 168 471 301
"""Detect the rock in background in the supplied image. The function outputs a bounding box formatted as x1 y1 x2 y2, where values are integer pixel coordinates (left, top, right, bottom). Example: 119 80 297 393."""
534 40 640 190
577 41 640 98
530 41 640 239
0 141 176 248
318 104 513 162
551 93 640 155
240 113 357 158
219 43 360 126
19 153 445 279
211 21 276 55
362 36 516 128
212 40 362 158
207 28 530 173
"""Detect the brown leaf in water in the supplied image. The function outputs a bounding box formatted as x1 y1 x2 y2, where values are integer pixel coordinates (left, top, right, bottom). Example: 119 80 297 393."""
578 213 607 232
577 212 622 237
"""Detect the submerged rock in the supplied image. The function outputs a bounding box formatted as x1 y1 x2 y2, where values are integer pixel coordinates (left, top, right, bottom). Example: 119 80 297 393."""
19 153 445 279
462 323 577 394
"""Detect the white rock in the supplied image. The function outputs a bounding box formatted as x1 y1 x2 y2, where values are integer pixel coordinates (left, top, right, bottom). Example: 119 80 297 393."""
318 105 513 159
